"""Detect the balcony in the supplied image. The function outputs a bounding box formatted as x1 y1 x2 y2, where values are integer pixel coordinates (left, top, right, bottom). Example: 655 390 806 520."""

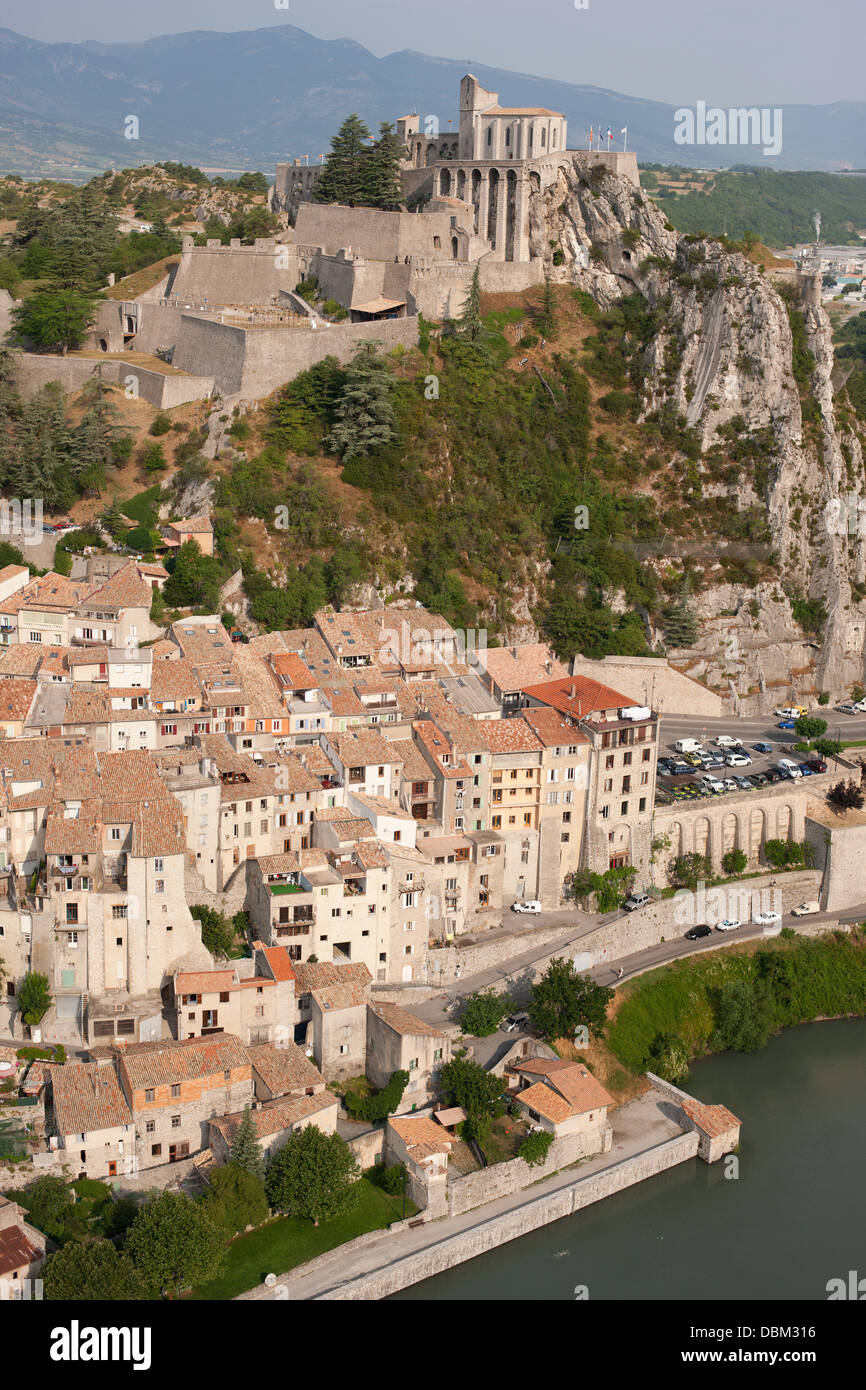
274 922 311 937
399 877 425 893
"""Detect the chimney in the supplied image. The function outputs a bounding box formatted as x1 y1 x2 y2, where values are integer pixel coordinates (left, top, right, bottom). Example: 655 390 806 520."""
568 684 576 700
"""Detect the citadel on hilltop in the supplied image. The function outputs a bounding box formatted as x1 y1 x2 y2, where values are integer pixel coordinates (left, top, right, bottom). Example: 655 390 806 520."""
14 74 641 406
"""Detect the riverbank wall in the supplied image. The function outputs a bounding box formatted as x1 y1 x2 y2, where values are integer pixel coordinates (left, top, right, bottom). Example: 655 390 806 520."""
311 1132 699 1299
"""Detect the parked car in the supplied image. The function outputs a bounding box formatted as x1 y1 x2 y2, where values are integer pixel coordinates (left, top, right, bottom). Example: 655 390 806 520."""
807 758 828 773
670 760 692 776
714 735 743 749
854 701 866 714
752 772 769 786
838 703 860 715
623 892 650 912
682 752 703 768
511 899 542 913
777 765 796 779
735 776 755 790
791 901 820 917
685 925 712 940
716 919 741 932
699 776 724 794
502 1012 530 1032
777 719 796 730
798 763 814 776
765 769 782 783
754 910 782 926
675 738 703 754
725 752 752 766
658 758 677 774
774 706 807 719
778 758 803 778
704 755 725 769
752 742 773 754
722 778 739 792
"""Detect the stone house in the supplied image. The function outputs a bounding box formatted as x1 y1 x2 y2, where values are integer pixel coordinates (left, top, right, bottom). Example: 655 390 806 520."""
366 1001 449 1112
0 1196 47 1298
209 1089 338 1165
48 1060 135 1181
115 1034 253 1170
508 1057 614 1144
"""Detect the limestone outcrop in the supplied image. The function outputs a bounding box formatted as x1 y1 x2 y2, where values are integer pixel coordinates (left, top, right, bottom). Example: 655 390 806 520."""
529 154 865 709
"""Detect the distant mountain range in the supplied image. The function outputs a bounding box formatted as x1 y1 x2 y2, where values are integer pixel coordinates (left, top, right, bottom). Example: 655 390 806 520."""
0 24 863 180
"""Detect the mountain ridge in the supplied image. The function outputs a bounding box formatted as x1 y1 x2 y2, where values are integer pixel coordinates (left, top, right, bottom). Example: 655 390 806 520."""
0 24 862 180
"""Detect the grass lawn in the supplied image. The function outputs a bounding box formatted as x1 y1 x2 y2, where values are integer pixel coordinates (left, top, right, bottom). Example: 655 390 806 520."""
187 1177 415 1301
483 1113 530 1165
122 485 163 529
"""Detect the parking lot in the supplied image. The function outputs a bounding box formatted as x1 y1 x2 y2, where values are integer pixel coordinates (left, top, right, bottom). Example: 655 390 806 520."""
655 728 830 807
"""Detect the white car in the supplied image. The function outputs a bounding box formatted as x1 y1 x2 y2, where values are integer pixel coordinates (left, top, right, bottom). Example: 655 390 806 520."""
511 899 542 914
722 778 739 792
699 776 724 793
791 901 820 917
716 919 741 932
753 910 782 925
854 701 866 713
725 752 752 767
714 735 742 749
774 706 805 719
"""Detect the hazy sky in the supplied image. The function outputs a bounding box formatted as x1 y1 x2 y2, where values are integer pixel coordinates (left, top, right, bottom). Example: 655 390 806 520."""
0 0 858 105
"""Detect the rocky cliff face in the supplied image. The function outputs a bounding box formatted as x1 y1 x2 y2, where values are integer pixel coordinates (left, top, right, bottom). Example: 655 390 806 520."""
530 154 865 711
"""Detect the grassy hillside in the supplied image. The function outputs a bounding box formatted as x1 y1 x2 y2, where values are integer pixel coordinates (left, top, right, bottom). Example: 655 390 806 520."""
643 166 866 248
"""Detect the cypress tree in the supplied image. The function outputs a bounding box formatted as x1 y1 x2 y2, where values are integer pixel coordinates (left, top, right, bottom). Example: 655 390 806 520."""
363 123 405 210
458 264 483 341
230 1105 265 1180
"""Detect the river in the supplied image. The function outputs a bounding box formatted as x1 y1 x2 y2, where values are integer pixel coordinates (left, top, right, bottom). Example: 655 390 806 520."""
390 1018 866 1300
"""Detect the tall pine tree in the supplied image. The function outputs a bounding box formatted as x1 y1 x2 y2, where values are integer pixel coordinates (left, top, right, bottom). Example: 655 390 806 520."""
363 123 405 210
325 342 398 462
230 1105 265 1180
312 115 373 206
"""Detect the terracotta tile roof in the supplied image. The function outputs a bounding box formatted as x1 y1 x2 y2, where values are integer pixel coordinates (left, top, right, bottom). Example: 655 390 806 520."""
388 738 434 781
118 1034 250 1092
265 752 320 794
389 1114 454 1152
369 1001 444 1039
486 104 564 116
322 686 366 718
150 658 202 704
0 1225 41 1276
516 1080 574 1124
297 743 334 776
522 706 589 748
681 1098 741 1138
513 1059 613 1114
44 807 102 854
522 675 642 720
0 572 91 615
317 815 376 842
211 1091 336 1143
312 983 369 1012
170 619 234 666
327 729 402 768
480 644 568 691
352 839 389 869
0 677 38 721
168 515 213 535
293 960 372 994
482 717 544 754
79 561 152 612
255 945 296 983
411 719 471 777
247 1041 325 1095
269 651 318 689
175 969 238 996
0 564 28 582
51 1062 132 1136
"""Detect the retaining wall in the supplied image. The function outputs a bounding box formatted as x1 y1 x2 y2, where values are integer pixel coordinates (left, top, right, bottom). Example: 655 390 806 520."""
308 1131 698 1299
447 1124 612 1217
427 869 823 987
14 352 213 407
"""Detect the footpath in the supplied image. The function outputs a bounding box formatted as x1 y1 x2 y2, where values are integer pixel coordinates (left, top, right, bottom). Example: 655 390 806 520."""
238 1090 691 1301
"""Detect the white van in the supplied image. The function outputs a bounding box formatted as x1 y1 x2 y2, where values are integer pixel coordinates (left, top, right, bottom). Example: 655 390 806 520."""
675 738 702 754
778 758 803 778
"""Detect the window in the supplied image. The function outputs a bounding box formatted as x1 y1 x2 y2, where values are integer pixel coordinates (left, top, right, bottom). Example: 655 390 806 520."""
145 1089 154 1103
601 805 610 820
154 858 163 872
408 1058 419 1070
112 904 127 919
621 801 629 816
151 1144 162 1156
171 1115 181 1129
639 797 647 812
145 1120 155 1134
154 880 165 894
110 827 121 841
605 755 615 770
171 1084 180 1098
603 778 613 792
